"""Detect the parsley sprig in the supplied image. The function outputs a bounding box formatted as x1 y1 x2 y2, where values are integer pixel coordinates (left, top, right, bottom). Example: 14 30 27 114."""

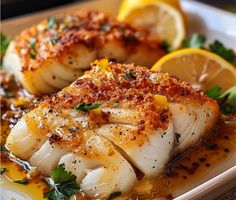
44 164 79 200
183 34 235 63
209 40 235 63
205 85 236 115
183 34 206 49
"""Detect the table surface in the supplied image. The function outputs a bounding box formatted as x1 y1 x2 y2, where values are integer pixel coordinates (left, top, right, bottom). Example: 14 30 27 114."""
1 0 236 19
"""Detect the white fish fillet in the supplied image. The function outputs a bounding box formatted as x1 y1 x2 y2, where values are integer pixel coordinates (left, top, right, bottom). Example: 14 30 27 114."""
3 10 165 95
6 60 219 198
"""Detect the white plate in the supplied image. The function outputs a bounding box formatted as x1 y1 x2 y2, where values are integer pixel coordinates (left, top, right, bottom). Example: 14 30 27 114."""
1 0 236 199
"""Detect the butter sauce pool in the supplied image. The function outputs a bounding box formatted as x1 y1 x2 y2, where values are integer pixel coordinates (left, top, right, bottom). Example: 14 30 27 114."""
1 72 236 200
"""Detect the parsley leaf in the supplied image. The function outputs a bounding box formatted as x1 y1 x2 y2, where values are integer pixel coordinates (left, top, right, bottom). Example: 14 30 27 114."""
4 91 15 98
113 101 119 108
175 133 181 143
183 34 206 48
161 41 171 52
209 40 235 63
108 191 122 200
51 164 77 183
30 52 36 59
205 85 236 115
29 38 36 49
206 143 218 150
0 167 7 174
125 72 136 80
44 164 79 200
0 32 11 63
14 179 29 185
0 145 7 152
72 102 101 112
47 18 57 29
205 85 221 99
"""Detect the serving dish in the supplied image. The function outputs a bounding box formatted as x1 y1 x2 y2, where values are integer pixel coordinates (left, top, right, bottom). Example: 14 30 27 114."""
1 0 236 199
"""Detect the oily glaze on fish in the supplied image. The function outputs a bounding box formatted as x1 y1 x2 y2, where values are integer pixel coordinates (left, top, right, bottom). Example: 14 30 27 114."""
3 10 166 95
6 59 219 198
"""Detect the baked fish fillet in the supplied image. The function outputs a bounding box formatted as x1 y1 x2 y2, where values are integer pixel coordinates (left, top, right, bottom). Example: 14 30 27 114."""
6 59 219 198
3 10 166 95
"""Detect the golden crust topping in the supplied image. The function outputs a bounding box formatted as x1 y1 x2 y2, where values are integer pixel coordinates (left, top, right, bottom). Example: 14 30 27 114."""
13 10 164 71
47 60 214 109
34 60 218 148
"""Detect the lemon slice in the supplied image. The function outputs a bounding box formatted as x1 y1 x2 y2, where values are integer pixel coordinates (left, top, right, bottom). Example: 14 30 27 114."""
152 48 236 92
117 0 186 50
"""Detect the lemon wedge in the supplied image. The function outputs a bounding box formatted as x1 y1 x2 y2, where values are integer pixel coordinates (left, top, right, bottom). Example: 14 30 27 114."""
117 0 186 50
152 48 236 92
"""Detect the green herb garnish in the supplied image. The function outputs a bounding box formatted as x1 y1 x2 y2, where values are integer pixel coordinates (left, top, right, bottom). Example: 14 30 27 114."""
67 127 77 133
0 32 11 64
44 164 79 200
183 34 206 48
0 168 7 174
14 179 29 185
47 17 57 29
113 101 119 108
175 133 181 143
125 72 136 80
101 23 111 32
108 191 122 200
206 143 218 150
205 85 236 115
0 145 7 152
30 52 36 59
161 40 171 52
50 38 58 45
72 102 101 112
50 33 59 45
4 91 15 98
209 40 235 63
29 38 36 49
205 85 221 99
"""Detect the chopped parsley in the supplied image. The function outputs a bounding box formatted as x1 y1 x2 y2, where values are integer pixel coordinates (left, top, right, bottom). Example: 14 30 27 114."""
206 143 218 150
0 145 7 152
175 133 181 143
67 127 77 133
30 52 36 59
4 91 15 98
205 85 221 99
28 37 37 59
183 34 206 48
29 38 36 49
50 34 59 45
209 40 235 63
108 191 122 200
0 167 7 174
101 23 111 32
0 32 11 54
14 179 29 185
113 101 119 108
205 85 236 115
0 32 11 64
44 164 79 200
72 102 101 112
47 17 57 29
161 40 171 52
125 72 136 80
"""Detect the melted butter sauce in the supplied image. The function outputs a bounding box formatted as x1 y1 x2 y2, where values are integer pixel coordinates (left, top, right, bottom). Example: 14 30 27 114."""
1 72 236 200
